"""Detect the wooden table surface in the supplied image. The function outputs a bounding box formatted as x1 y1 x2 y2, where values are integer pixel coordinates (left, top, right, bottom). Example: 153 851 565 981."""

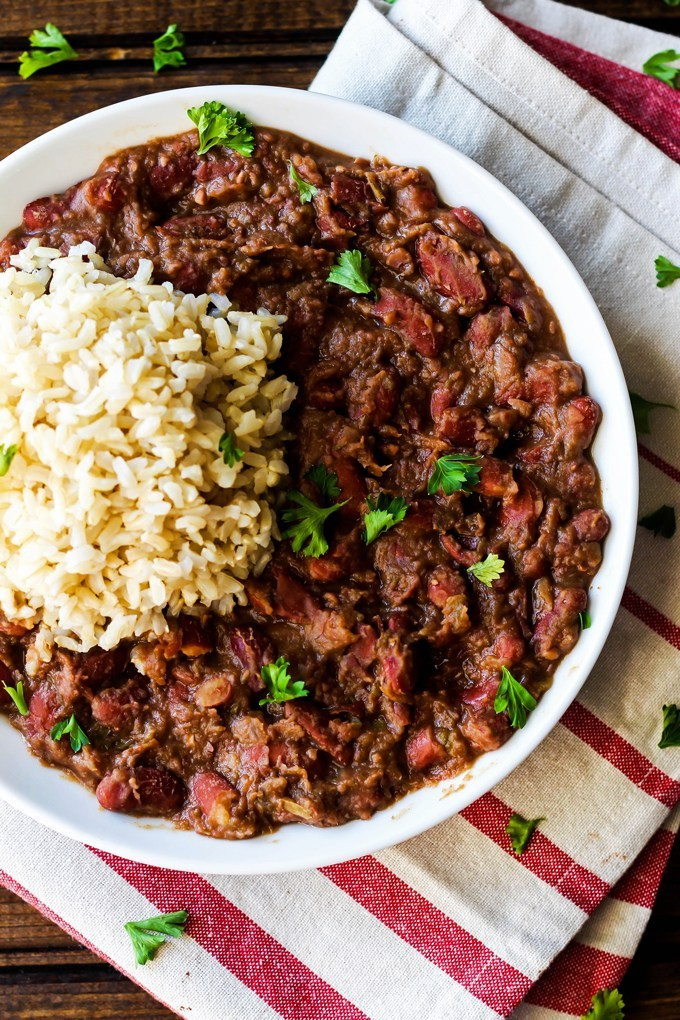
0 1 678 1017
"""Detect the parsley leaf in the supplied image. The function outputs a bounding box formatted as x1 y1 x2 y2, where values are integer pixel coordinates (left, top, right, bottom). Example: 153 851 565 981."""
124 910 189 966
50 714 90 753
153 24 186 73
363 493 409 545
639 504 676 539
327 250 375 296
281 491 347 558
218 431 245 468
259 656 309 706
494 667 537 729
305 463 341 501
628 390 675 435
506 812 544 855
2 681 28 716
18 23 78 79
467 553 505 587
579 610 592 630
643 49 680 88
655 255 680 288
659 703 680 748
187 101 255 157
427 453 482 496
0 444 18 477
289 163 318 204
581 988 625 1020
664 0 680 5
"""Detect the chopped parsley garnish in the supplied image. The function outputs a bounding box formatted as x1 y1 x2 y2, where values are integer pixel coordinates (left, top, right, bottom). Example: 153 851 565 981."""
259 656 308 706
3 681 28 716
427 453 482 496
581 988 625 1020
506 812 544 855
643 49 680 88
327 249 375 296
218 430 245 468
18 23 78 79
153 24 186 73
579 610 592 630
50 714 90 753
494 667 537 730
628 390 675 435
187 101 255 157
124 910 189 966
289 163 318 204
655 255 680 288
305 463 341 501
659 703 680 748
0 444 18 477
467 553 505 587
281 491 347 558
639 504 676 539
363 493 409 545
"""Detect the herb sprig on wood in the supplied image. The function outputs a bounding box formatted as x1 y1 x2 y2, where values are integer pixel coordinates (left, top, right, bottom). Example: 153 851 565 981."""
18 23 78 79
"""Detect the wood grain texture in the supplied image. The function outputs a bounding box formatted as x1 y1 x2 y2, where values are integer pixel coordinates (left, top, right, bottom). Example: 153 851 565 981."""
0 0 678 1017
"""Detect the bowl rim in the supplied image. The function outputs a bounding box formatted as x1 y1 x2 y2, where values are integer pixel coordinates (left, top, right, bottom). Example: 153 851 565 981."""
0 84 638 874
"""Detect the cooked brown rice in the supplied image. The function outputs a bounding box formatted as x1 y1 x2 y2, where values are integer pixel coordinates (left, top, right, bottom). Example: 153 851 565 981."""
0 241 297 654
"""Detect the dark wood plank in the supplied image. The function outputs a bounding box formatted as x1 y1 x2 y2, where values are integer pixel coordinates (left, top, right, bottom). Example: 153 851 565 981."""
0 64 321 158
0 0 355 39
0 971 176 1019
0 888 76 951
620 835 680 1019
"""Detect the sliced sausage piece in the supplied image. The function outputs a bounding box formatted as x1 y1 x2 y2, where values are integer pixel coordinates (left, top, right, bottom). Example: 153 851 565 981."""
346 364 400 425
375 634 413 703
435 405 498 452
149 153 196 200
497 276 543 332
562 396 600 456
572 508 610 542
96 766 185 815
499 477 544 552
91 680 147 730
406 726 447 770
417 233 487 315
22 197 66 231
194 672 234 709
451 206 485 236
284 703 353 765
192 771 238 825
532 587 587 661
465 306 514 353
372 288 444 358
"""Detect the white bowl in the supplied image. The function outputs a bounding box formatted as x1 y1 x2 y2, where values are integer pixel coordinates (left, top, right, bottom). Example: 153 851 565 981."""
0 85 637 874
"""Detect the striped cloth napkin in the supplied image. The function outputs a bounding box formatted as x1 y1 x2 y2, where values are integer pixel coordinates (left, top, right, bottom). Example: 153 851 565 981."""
1 1 680 1017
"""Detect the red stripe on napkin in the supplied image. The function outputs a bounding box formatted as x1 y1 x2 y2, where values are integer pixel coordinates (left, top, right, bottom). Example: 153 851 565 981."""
622 586 680 654
461 793 608 912
93 850 369 1020
321 855 531 1014
561 701 680 808
524 941 630 1014
638 443 680 485
610 826 676 908
497 13 680 163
